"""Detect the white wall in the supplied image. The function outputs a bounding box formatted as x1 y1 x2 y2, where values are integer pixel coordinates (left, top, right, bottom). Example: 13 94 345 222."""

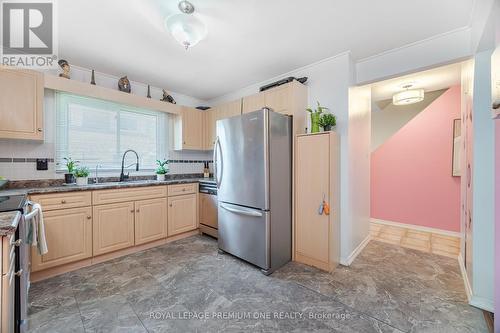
470 49 495 311
0 68 212 181
344 86 371 264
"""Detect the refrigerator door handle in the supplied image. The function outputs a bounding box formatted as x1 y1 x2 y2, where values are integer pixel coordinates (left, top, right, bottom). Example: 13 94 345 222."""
220 203 263 217
213 136 220 188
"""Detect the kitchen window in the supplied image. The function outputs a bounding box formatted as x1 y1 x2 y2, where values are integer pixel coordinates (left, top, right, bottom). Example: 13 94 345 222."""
55 93 169 171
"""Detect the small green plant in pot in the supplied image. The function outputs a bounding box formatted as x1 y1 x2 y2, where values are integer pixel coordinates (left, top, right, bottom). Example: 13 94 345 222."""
318 113 337 131
306 102 329 133
155 159 169 181
63 157 78 184
74 167 90 186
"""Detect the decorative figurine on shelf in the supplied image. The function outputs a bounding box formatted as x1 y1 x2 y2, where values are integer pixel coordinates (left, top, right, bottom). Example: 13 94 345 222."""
147 85 151 98
58 59 70 79
118 76 131 93
90 70 96 85
160 89 176 104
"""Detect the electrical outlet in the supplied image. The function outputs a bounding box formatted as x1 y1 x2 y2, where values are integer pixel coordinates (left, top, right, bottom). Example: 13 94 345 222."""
36 159 48 170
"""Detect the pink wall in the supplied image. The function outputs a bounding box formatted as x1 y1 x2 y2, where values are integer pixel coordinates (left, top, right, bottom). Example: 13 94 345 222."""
371 86 461 232
495 120 499 331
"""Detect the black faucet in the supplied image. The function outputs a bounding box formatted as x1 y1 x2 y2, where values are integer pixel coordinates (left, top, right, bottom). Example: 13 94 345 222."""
120 149 139 182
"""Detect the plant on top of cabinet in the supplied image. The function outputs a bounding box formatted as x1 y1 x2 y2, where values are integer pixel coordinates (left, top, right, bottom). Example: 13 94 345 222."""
318 113 336 131
74 166 90 186
155 159 169 181
63 157 78 184
306 101 329 133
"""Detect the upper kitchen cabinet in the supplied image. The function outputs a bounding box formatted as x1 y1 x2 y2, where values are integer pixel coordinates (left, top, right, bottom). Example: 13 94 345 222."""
241 81 308 134
242 92 265 114
203 99 242 150
174 106 203 150
0 68 44 140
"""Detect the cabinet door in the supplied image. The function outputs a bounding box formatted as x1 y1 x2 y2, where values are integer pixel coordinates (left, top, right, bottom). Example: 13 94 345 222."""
31 207 93 272
182 107 203 150
135 198 168 245
199 193 218 229
0 68 43 140
93 202 135 255
204 109 217 150
168 194 198 236
265 84 291 114
217 99 242 119
242 93 265 114
2 266 14 333
295 134 330 266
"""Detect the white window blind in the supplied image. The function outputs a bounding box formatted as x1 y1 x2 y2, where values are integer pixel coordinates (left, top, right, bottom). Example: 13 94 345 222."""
55 93 169 171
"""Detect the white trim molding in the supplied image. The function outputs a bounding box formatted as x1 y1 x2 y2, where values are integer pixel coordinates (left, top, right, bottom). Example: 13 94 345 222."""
458 253 472 302
458 251 494 312
469 296 494 313
340 234 371 266
370 218 461 238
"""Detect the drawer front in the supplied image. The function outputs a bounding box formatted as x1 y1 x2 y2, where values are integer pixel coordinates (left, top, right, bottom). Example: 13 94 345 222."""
2 234 15 275
30 191 92 211
168 183 197 196
92 186 167 205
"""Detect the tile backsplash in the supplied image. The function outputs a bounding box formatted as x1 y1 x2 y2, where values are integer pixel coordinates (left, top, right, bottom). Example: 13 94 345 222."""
0 154 213 181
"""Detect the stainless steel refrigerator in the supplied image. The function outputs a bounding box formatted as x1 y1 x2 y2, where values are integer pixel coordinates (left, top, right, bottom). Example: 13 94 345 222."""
214 108 292 275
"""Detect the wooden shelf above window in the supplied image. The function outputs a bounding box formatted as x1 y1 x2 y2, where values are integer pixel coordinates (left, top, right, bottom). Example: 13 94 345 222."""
44 74 182 115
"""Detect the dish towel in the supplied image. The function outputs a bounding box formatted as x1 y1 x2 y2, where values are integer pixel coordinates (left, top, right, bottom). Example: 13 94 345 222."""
29 203 48 255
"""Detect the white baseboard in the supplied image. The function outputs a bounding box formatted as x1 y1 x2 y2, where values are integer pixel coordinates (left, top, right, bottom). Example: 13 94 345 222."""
340 234 371 266
371 218 461 238
469 296 494 313
457 254 494 312
457 253 472 302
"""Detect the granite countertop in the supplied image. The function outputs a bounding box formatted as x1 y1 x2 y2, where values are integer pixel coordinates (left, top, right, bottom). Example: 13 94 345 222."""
0 211 21 237
0 177 215 196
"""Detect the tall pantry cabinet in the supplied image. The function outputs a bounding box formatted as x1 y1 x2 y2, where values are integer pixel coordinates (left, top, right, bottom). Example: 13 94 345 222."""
294 132 340 271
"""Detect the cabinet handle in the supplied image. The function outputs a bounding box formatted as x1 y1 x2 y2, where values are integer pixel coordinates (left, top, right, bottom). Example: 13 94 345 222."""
86 216 91 220
130 209 135 213
169 204 173 207
37 128 42 132
182 188 186 191
14 269 23 277
136 209 140 212
13 239 22 247
61 200 66 204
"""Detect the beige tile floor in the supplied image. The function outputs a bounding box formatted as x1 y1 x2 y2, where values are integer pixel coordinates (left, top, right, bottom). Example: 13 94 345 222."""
370 223 460 258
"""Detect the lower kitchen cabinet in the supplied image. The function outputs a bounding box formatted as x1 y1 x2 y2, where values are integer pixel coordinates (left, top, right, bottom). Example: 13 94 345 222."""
31 207 93 272
135 198 168 245
93 202 135 256
168 194 198 236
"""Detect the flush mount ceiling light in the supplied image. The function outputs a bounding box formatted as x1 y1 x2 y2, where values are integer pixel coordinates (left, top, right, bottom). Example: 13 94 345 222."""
165 0 207 50
392 84 425 105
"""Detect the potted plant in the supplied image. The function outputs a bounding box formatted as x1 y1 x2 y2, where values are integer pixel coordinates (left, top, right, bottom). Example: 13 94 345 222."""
63 157 78 184
74 167 90 186
318 113 337 131
155 159 169 181
306 102 329 133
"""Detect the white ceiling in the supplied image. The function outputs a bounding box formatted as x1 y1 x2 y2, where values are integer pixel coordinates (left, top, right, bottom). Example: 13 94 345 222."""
58 0 474 100
370 62 463 101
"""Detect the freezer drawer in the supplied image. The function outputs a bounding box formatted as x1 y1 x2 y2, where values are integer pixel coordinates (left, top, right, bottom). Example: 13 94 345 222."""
218 202 269 270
